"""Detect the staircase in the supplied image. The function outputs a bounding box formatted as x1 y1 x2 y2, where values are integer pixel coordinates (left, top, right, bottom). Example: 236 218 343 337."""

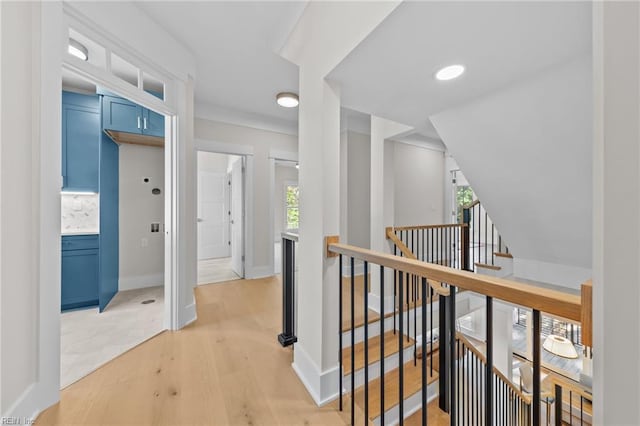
324 223 594 425
340 273 443 425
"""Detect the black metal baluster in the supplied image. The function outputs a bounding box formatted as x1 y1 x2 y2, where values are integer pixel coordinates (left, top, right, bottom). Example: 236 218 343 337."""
398 272 405 425
393 246 397 335
350 257 355 426
363 262 369 425
569 390 573 426
406 272 410 343
554 385 562 426
421 277 428 426
533 310 541 426
339 254 343 411
450 287 457 426
421 229 425 262
486 296 493 426
380 266 385 426
484 210 488 264
413 276 417 367
430 285 434 377
476 206 480 265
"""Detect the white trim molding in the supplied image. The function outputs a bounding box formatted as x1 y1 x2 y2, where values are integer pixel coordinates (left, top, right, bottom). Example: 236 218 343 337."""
292 343 341 407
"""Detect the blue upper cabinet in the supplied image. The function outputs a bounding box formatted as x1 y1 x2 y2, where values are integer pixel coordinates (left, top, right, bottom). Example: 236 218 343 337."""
62 92 100 192
100 90 164 138
143 108 165 137
102 95 144 134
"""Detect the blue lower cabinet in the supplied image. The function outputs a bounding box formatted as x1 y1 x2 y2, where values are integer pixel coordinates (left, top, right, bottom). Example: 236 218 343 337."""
61 235 99 311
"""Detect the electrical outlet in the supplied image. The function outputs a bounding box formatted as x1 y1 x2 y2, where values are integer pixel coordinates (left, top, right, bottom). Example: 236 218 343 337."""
141 238 148 247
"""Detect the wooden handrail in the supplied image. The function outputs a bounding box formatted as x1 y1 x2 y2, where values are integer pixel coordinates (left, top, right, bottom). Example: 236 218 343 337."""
456 332 532 404
581 279 593 347
386 228 450 296
545 372 592 401
327 242 582 322
462 199 481 209
390 223 467 232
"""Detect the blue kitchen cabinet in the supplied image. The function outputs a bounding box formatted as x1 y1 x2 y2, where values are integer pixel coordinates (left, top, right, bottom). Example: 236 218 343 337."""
101 92 164 138
102 95 144 134
61 235 99 311
143 108 165 137
62 92 100 192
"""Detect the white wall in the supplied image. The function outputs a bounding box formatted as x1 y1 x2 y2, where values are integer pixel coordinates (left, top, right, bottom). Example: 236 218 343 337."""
119 144 165 290
393 142 445 226
274 164 298 241
346 131 370 248
431 56 592 288
194 118 297 278
593 2 640 423
1 2 40 414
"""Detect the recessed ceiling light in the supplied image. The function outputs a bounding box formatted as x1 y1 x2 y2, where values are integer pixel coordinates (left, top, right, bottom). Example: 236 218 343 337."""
435 64 465 81
276 92 299 108
68 38 88 61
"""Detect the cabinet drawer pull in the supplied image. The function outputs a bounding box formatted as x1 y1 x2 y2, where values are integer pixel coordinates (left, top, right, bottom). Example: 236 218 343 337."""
137 116 141 129
143 117 147 130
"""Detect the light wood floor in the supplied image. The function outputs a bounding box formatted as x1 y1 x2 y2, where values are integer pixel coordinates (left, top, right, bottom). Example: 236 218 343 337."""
37 277 348 425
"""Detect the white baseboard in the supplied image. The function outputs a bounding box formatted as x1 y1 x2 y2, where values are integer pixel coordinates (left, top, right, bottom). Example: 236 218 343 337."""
245 265 273 279
367 293 396 314
119 273 163 291
513 258 591 290
292 343 341 406
2 383 42 424
179 302 197 329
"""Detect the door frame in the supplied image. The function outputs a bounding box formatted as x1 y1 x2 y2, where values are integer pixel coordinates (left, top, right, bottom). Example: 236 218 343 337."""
35 3 188 408
194 142 252 278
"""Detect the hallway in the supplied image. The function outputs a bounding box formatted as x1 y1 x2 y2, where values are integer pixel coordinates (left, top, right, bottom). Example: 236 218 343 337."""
38 277 346 425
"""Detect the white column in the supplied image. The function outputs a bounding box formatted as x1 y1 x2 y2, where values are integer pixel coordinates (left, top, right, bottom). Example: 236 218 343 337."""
293 68 342 405
593 2 640 424
369 116 411 313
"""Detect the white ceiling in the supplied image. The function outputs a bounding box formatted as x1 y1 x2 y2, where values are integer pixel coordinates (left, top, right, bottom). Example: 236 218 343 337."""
137 1 307 130
327 1 591 139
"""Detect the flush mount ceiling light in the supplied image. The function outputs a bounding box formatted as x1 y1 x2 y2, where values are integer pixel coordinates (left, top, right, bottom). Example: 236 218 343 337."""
276 92 299 108
68 38 88 61
435 64 465 81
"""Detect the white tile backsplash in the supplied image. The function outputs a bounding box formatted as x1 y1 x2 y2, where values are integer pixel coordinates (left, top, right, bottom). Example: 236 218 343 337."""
61 193 99 234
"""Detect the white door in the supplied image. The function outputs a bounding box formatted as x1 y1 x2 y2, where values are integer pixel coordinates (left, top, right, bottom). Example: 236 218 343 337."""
197 171 230 260
230 158 244 276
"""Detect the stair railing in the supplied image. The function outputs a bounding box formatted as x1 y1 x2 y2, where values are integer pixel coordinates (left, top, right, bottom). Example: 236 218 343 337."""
461 200 509 271
387 225 469 271
326 235 586 426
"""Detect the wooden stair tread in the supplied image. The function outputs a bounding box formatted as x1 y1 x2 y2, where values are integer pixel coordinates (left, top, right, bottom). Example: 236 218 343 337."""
404 400 450 425
342 331 414 375
474 262 502 271
494 251 513 259
353 357 439 420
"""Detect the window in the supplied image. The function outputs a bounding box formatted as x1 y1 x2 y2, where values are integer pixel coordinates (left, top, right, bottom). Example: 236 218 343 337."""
285 184 299 230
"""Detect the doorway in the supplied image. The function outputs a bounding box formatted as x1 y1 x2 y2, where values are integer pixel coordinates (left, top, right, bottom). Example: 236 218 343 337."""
197 151 245 285
59 67 167 388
